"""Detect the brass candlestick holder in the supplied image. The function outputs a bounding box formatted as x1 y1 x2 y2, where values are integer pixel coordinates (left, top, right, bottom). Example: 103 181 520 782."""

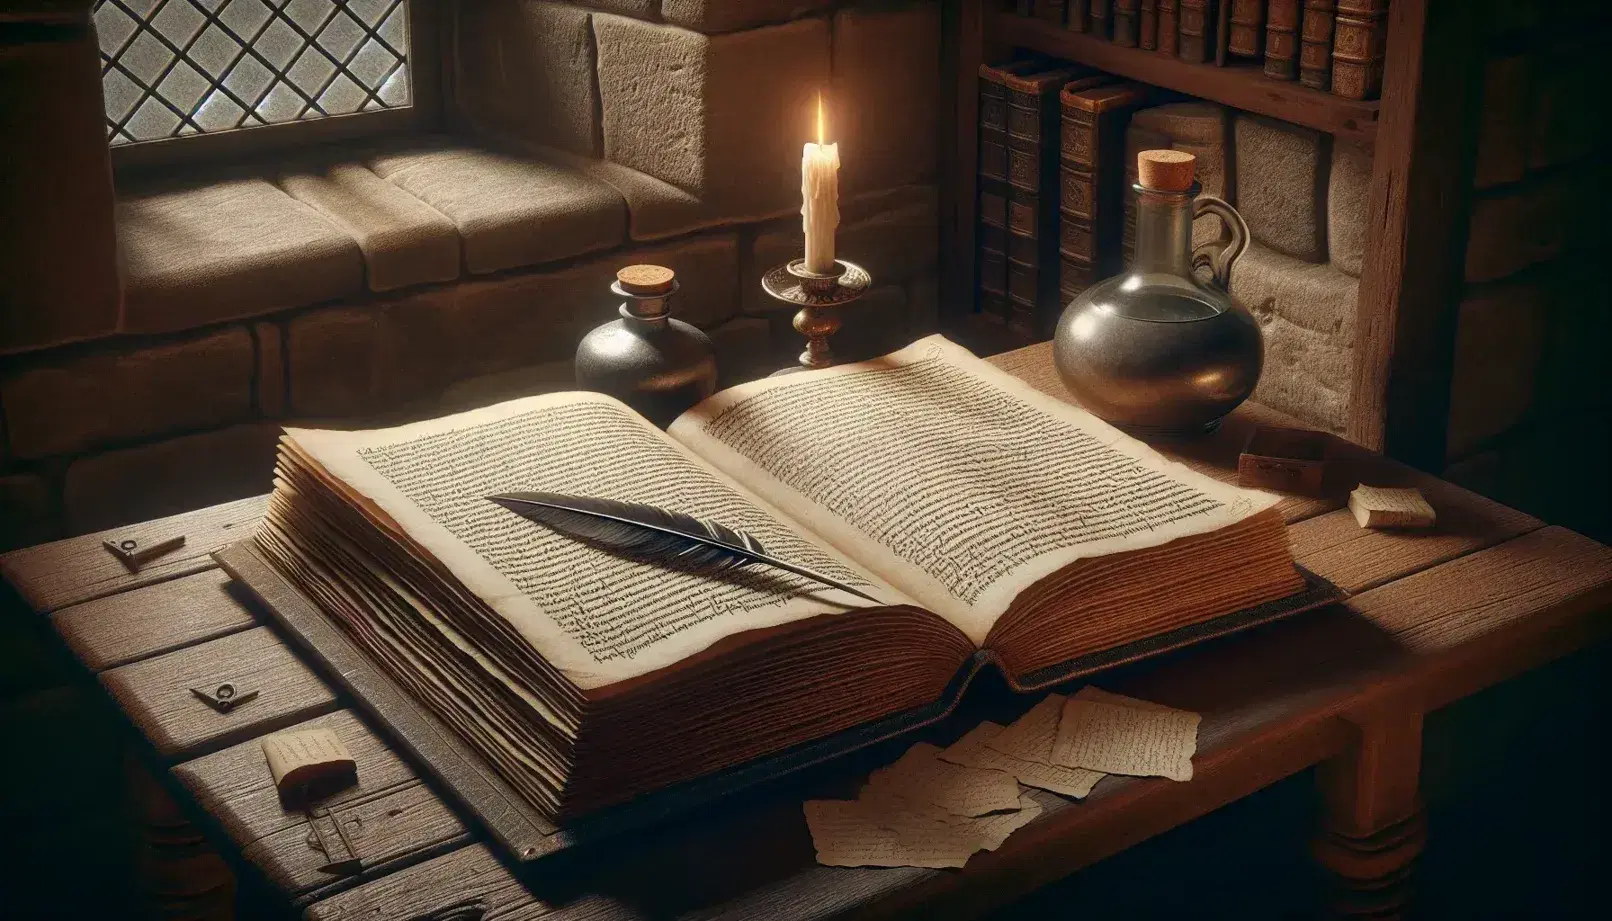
761 258 872 374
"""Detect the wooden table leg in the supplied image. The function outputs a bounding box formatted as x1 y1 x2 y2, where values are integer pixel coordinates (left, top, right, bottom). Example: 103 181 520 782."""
1312 708 1427 920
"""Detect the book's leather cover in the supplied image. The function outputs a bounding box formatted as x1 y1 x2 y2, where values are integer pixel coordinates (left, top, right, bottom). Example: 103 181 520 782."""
1264 0 1301 80
1300 1 1336 90
1159 0 1180 56
1227 0 1265 58
1332 0 1387 100
216 541 1343 868
1179 0 1216 63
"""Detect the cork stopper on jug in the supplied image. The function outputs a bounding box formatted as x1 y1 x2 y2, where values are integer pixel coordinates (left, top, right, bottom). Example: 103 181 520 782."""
615 264 676 296
1137 149 1197 193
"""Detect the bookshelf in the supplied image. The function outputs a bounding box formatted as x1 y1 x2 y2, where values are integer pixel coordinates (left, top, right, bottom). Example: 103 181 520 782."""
992 11 1380 142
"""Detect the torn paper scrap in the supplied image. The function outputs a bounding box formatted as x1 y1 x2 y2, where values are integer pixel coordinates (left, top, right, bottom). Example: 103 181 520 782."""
1053 697 1201 782
985 693 1065 765
804 799 976 869
864 742 1022 817
942 722 1103 799
1349 485 1436 530
261 727 356 798
948 792 1044 852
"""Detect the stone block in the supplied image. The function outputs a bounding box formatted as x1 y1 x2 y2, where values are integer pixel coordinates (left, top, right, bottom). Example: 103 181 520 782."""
278 162 461 292
1 327 254 460
742 186 938 314
368 141 627 275
287 290 461 418
1446 279 1548 459
452 1 601 157
832 4 942 194
0 474 58 552
117 178 364 334
836 285 910 363
452 231 740 379
1229 241 1359 432
1528 48 1596 172
63 424 280 535
573 157 727 241
1327 139 1373 278
1472 54 1529 190
708 317 775 386
253 322 286 418
0 38 120 354
663 1 832 33
1234 115 1327 263
594 14 829 221
1464 176 1570 284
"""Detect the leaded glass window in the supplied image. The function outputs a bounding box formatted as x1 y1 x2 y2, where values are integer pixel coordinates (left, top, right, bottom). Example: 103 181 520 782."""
95 0 413 146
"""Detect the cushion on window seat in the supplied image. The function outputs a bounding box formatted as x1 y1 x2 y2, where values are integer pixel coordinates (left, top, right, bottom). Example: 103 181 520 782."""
117 177 364 334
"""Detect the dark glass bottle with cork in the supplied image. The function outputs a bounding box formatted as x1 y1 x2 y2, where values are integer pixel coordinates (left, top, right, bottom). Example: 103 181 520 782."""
574 265 718 427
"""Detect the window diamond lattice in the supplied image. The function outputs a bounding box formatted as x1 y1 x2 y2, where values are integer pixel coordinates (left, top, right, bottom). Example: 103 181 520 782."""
96 0 411 145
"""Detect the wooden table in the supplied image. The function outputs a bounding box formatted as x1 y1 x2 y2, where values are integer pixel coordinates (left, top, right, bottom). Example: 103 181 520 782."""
5 344 1610 921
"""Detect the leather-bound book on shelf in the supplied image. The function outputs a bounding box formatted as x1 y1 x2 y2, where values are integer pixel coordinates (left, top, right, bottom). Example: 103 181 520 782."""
1332 0 1388 100
1060 81 1149 302
978 59 1063 325
997 62 1089 340
1264 0 1301 79
233 335 1330 846
1227 0 1264 58
1159 0 1181 55
1114 1 1140 46
1140 1 1160 49
1090 0 1113 39
1036 0 1069 26
1299 1 1336 89
1069 0 1091 32
1178 1 1217 63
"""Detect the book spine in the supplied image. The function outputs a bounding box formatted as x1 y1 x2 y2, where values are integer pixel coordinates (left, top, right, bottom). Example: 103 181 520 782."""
1113 1 1141 47
1005 83 1065 341
978 73 1011 324
1263 0 1301 79
1158 0 1180 56
1036 0 1069 26
1299 1 1335 90
1332 0 1388 100
1179 1 1215 63
1069 1 1091 32
1227 0 1265 58
1090 0 1112 40
1140 1 1160 50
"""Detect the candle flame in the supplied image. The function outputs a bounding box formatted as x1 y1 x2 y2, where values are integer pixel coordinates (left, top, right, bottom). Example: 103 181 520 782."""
816 93 826 146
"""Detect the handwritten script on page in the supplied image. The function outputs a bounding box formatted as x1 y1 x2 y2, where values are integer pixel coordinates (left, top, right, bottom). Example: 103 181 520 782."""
1052 697 1200 782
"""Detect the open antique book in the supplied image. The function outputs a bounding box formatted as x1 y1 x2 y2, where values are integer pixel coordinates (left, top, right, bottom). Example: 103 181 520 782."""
253 336 1311 823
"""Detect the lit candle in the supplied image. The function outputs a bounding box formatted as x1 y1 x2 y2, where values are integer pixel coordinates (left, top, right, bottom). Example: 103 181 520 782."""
801 94 840 274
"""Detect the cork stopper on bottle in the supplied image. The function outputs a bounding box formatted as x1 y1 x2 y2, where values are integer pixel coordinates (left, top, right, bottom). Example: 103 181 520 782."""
616 264 676 296
1137 149 1197 192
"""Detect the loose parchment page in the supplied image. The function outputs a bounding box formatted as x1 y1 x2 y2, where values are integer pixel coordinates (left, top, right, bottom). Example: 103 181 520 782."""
670 336 1276 645
287 392 907 689
1052 697 1200 781
942 722 1103 799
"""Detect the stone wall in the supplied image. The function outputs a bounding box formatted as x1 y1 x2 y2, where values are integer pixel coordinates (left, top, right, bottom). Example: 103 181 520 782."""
1126 103 1369 434
0 0 943 549
1441 4 1611 542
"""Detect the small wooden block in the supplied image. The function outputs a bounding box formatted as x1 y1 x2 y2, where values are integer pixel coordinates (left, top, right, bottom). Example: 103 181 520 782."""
1238 425 1329 496
263 727 357 804
1349 485 1436 530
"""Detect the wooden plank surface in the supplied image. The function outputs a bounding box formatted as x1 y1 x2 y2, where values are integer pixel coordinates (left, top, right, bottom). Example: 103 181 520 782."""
305 845 544 921
101 626 338 759
51 569 258 671
0 494 266 612
1345 0 1484 462
991 11 1380 140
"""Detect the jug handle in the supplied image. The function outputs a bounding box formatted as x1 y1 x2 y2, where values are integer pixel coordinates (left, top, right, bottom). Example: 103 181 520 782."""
1191 196 1249 291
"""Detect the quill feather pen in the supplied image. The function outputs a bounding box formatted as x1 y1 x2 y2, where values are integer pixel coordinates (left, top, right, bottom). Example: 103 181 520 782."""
487 491 881 604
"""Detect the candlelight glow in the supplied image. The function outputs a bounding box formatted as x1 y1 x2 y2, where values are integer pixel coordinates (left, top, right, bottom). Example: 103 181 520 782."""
816 93 826 146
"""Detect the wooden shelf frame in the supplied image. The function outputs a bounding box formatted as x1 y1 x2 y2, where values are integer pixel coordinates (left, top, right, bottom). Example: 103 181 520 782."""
938 0 1482 470
991 11 1380 142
